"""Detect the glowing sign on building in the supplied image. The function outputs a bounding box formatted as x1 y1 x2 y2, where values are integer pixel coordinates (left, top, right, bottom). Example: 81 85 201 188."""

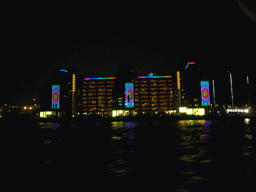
177 71 180 89
84 77 116 80
72 74 76 117
72 74 76 92
201 81 210 106
185 62 195 69
60 69 68 73
125 83 134 108
52 85 60 109
138 76 172 79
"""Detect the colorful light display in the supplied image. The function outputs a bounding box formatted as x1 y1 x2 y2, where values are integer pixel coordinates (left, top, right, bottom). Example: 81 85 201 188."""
60 69 68 73
138 76 172 79
125 83 134 108
185 62 195 69
201 81 210 106
72 74 76 92
72 74 76 117
52 85 60 109
177 71 180 89
84 77 116 80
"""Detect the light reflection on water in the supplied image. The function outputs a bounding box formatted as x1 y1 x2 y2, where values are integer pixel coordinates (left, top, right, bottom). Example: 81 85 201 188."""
39 118 256 190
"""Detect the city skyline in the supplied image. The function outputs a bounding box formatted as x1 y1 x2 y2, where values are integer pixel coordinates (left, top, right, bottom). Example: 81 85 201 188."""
1 1 255 106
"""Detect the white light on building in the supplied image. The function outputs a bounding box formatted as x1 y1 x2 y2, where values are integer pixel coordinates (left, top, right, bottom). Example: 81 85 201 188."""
112 110 117 117
226 108 249 113
179 107 187 113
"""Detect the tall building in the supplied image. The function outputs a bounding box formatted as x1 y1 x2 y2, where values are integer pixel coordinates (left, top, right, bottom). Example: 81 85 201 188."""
39 68 77 118
81 72 176 117
176 62 212 116
134 73 175 115
178 63 202 108
52 68 77 117
82 77 115 117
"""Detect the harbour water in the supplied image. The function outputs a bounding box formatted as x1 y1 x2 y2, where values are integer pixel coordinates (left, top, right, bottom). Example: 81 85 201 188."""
36 117 256 190
1 116 255 190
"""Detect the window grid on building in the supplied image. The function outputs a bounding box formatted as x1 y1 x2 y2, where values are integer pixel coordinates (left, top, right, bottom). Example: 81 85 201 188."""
83 79 115 112
134 77 174 112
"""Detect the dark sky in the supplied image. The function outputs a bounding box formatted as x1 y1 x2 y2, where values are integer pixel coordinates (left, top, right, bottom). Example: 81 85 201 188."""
2 1 256 106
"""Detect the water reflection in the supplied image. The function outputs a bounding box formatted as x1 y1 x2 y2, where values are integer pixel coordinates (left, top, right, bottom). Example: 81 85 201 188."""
37 118 256 190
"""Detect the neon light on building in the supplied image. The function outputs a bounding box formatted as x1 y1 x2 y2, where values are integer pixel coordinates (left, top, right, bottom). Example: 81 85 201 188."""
125 83 134 108
230 72 234 108
185 62 195 69
72 74 76 92
52 85 60 109
60 69 68 73
201 81 210 106
177 71 180 89
72 74 76 117
212 79 216 107
138 76 172 79
84 77 116 80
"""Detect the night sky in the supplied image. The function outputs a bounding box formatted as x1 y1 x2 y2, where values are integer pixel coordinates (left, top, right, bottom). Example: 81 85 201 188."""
1 1 255 106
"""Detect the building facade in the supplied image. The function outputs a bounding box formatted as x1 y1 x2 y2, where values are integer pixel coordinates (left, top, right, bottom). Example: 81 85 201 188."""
134 73 175 115
82 73 177 117
82 77 116 117
39 68 77 118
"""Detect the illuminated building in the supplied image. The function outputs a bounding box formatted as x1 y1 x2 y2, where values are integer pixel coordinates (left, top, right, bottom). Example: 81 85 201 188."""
52 85 60 109
179 107 205 116
39 68 77 118
82 73 176 117
82 77 115 117
177 62 215 116
201 81 210 106
134 73 175 115
179 64 201 108
125 82 134 108
211 71 252 111
212 79 216 107
229 72 234 108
